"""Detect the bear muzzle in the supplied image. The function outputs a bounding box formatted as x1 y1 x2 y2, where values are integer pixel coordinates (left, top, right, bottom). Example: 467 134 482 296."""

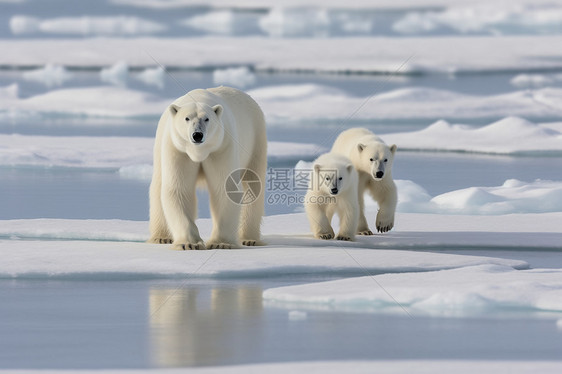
191 131 204 144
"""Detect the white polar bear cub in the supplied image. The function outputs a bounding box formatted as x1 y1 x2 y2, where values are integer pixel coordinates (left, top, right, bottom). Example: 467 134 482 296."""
331 128 397 235
149 86 267 250
305 152 359 241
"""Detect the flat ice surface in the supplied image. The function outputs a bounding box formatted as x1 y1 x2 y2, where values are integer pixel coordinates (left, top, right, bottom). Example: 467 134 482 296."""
3 211 562 279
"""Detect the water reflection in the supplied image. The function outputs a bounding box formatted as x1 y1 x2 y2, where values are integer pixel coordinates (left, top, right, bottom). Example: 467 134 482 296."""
149 285 263 367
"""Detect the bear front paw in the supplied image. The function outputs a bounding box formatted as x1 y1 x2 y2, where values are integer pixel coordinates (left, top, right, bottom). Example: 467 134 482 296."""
376 221 394 233
376 212 394 233
336 235 352 241
358 229 374 236
316 233 334 240
172 242 206 250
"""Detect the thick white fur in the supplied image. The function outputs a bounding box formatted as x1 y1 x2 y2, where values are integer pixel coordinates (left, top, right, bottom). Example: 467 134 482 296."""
304 152 359 241
149 86 267 250
331 128 397 234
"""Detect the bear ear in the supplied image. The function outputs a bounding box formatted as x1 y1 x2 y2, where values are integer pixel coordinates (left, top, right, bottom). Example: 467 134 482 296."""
390 144 397 154
212 104 223 119
346 164 353 173
357 143 365 153
169 104 180 116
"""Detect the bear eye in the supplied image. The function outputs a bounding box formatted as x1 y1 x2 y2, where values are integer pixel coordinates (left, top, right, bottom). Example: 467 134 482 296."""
338 177 342 180
369 158 374 162
185 117 190 121
204 118 209 122
384 158 388 162
325 176 330 181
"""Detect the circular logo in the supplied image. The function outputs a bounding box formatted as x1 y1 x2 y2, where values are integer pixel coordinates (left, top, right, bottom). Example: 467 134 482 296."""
225 168 262 205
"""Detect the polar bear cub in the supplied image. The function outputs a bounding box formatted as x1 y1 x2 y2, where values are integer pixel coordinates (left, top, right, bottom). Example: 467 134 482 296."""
305 152 359 241
148 86 267 250
331 128 397 235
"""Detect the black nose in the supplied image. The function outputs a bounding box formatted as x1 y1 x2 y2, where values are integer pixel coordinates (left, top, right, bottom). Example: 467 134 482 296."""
376 171 384 179
192 132 204 143
331 187 338 195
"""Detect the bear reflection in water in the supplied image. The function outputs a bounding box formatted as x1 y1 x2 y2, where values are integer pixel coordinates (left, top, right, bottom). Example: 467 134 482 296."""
149 286 263 367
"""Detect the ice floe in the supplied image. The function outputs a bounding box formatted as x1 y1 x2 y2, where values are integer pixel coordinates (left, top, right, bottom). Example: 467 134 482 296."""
510 74 558 89
4 36 562 74
393 3 562 35
21 64 72 88
263 264 562 315
383 116 562 155
5 83 562 124
376 178 562 215
213 66 256 89
428 179 562 215
1 85 169 118
180 10 258 35
100 61 129 86
259 8 331 38
10 15 167 36
134 66 165 89
249 85 562 122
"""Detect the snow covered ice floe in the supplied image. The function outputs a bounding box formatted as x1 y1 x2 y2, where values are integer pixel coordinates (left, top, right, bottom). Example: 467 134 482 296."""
250 85 562 122
510 73 560 89
21 64 73 88
393 2 562 35
263 264 562 315
10 15 167 36
0 84 169 118
5 83 562 125
134 66 165 89
383 116 562 155
213 66 256 89
180 10 258 35
100 61 129 86
375 178 562 215
5 36 562 73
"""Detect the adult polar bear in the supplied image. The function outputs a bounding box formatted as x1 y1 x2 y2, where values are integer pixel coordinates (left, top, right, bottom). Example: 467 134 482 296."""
149 86 267 250
332 128 397 235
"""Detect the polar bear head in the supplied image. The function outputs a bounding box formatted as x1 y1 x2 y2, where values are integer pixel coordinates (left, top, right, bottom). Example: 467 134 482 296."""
313 153 356 196
357 141 397 181
168 102 224 162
